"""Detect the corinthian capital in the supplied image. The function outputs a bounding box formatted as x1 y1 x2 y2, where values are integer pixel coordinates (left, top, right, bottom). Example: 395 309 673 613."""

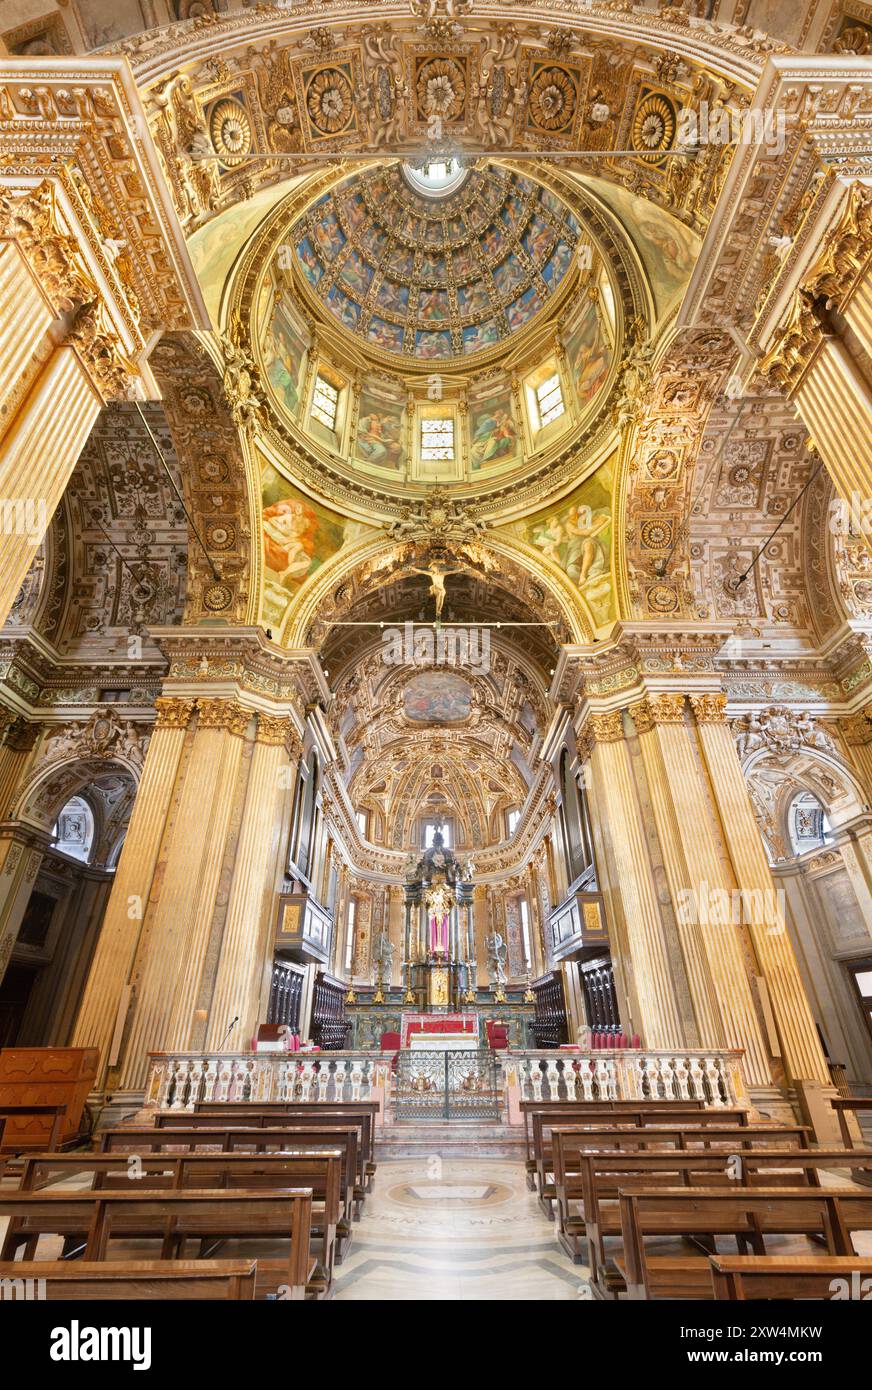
630 694 685 732
588 710 624 743
196 699 250 736
154 697 196 730
689 692 728 724
839 711 872 746
256 713 293 746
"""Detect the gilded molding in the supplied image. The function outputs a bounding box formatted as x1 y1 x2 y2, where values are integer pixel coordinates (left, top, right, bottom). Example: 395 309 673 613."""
154 696 196 730
689 692 727 724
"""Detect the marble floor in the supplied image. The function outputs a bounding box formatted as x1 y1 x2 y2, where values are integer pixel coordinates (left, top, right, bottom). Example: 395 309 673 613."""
333 1156 590 1301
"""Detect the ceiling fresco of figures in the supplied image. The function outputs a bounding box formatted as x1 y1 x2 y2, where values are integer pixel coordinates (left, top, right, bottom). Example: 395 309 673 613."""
287 161 581 361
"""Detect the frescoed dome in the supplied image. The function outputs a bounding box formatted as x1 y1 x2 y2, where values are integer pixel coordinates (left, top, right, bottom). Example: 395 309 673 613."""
288 160 582 361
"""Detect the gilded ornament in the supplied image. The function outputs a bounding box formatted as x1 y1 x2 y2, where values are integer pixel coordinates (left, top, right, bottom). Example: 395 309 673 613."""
588 710 624 743
154 697 196 730
631 91 677 162
528 65 577 133
209 97 253 166
689 693 727 724
305 67 354 135
256 713 293 745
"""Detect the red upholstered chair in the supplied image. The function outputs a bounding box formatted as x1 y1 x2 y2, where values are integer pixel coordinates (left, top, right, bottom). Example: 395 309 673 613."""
486 1020 509 1051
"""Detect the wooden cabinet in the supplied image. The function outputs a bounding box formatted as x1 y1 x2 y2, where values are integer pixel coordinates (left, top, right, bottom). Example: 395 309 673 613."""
0 1047 98 1151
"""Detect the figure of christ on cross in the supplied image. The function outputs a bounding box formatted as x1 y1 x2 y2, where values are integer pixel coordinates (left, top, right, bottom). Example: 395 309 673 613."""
409 560 465 620
426 883 453 956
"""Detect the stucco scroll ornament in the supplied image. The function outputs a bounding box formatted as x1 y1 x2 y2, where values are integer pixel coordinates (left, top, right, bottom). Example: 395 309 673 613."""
386 488 485 541
733 705 835 760
612 322 655 429
44 710 147 772
360 26 407 148
218 330 264 428
409 0 472 41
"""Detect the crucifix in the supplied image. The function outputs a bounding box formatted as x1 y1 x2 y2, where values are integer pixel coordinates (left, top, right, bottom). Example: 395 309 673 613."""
409 560 465 620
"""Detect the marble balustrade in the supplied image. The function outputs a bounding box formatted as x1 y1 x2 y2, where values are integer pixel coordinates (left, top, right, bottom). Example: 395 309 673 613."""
502 1047 749 1119
145 1051 393 1112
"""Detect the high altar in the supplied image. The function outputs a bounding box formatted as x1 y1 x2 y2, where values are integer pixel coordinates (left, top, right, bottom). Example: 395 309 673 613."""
402 828 476 1011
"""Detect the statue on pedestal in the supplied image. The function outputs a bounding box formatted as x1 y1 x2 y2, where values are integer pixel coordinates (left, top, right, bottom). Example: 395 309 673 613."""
485 930 508 1001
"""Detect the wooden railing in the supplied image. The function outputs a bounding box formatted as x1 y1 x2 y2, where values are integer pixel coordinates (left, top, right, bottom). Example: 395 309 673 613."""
502 1048 749 1120
145 1051 392 1112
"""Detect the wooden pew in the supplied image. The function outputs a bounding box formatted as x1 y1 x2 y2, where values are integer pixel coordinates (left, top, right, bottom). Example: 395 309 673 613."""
617 1187 872 1300
20 1148 344 1292
0 1103 65 1154
528 1107 762 1212
0 1189 315 1300
542 1122 811 1220
560 1147 872 1281
183 1100 378 1189
0 1258 257 1300
98 1125 360 1255
830 1096 872 1149
156 1109 373 1201
518 1100 711 1184
709 1254 872 1300
189 1102 379 1186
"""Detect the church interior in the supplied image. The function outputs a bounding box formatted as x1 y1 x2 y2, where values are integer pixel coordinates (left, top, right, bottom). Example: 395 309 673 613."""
1 0 872 1333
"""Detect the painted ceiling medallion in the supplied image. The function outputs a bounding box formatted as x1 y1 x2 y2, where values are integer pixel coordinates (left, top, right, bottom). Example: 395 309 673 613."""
209 98 252 166
286 162 581 361
631 91 677 162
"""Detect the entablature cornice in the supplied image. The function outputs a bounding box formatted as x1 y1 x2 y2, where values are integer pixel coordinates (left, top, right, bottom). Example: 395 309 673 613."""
149 623 326 725
0 58 210 358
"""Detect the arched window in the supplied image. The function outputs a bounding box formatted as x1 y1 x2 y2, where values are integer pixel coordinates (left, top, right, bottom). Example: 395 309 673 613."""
52 795 94 863
788 791 831 855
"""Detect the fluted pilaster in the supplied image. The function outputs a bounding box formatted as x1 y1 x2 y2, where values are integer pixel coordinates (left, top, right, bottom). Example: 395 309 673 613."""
587 710 684 1049
72 699 195 1087
0 346 101 627
690 694 829 1084
839 711 872 803
844 268 872 360
206 715 297 1048
119 700 250 1088
0 243 52 430
796 340 872 543
630 696 771 1086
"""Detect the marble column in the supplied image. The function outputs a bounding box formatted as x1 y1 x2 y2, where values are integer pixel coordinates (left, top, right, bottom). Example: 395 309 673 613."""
119 700 250 1090
205 717 299 1049
630 695 771 1086
71 698 195 1088
586 710 685 1050
690 693 830 1084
